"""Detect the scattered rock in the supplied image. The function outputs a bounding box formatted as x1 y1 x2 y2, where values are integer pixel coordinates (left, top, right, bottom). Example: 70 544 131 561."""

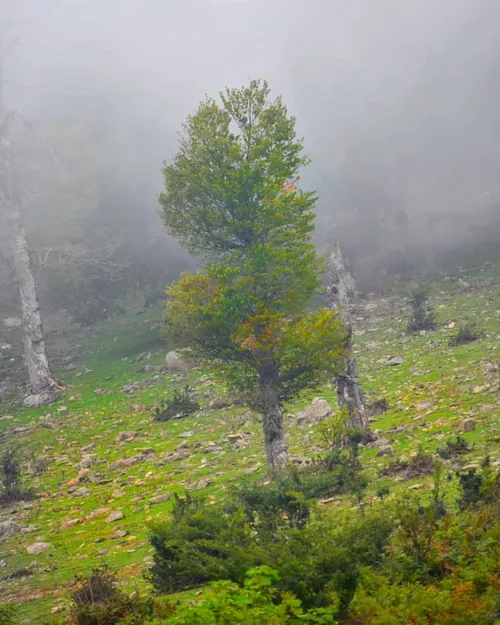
0 520 22 538
2 317 22 328
60 518 79 531
89 507 112 518
150 492 171 505
111 529 128 539
112 489 125 498
178 431 193 439
26 542 51 555
196 479 211 490
376 445 395 457
116 431 136 443
462 418 476 433
76 454 94 470
165 350 190 371
72 487 90 497
297 398 332 425
137 364 169 374
226 433 243 444
106 511 124 523
370 437 391 449
22 391 57 409
387 356 404 366
97 548 109 556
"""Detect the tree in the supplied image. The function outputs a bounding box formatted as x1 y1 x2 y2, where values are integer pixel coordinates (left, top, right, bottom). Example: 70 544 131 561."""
0 24 56 404
326 245 371 434
160 80 346 471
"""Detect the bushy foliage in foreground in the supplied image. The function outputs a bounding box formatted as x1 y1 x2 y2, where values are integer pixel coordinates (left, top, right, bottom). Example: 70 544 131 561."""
47 462 500 624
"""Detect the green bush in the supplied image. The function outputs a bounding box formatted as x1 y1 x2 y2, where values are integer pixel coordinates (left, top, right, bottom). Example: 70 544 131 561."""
449 322 484 346
70 567 151 625
151 386 200 422
437 436 471 460
407 288 436 333
0 446 29 504
457 461 500 510
153 566 337 624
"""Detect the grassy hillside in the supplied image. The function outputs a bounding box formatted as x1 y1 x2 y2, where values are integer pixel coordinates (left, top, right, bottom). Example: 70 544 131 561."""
1 266 500 621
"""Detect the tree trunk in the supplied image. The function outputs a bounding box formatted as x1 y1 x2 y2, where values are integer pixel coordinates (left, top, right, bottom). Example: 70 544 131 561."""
9 205 55 396
327 245 370 433
260 378 288 472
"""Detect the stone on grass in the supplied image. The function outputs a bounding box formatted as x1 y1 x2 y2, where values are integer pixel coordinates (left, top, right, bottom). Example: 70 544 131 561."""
462 418 476 433
297 398 332 425
106 511 124 523
116 431 136 443
150 492 171 505
387 356 404 366
23 391 57 409
376 445 395 457
165 351 190 371
26 542 51 555
0 520 22 538
370 437 391 449
72 487 90 498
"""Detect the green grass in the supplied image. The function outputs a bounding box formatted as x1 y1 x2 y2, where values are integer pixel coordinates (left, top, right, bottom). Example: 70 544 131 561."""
1 265 500 622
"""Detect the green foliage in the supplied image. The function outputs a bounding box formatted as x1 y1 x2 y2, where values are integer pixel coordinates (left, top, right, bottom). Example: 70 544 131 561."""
0 446 26 504
70 567 151 625
154 566 337 624
0 605 18 625
159 80 345 466
380 447 435 479
449 321 484 346
457 461 500 510
437 436 471 459
150 386 199 422
407 287 436 333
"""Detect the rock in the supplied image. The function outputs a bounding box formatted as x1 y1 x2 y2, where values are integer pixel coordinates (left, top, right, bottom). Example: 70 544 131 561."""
376 445 395 457
178 431 193 439
226 433 243 444
165 350 189 371
21 525 38 533
150 492 171 504
116 431 136 443
81 443 95 452
72 486 90 497
108 455 143 471
97 548 109 556
57 406 68 414
196 479 211 490
76 454 94 470
65 363 78 372
111 529 128 539
112 489 125 498
60 518 79 530
0 520 23 538
462 419 476 433
22 391 57 409
370 437 391 449
106 511 124 523
89 507 112 518
387 356 404 366
297 398 332 425
26 542 51 555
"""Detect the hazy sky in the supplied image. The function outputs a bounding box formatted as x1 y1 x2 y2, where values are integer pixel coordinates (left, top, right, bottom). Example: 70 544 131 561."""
3 0 500 275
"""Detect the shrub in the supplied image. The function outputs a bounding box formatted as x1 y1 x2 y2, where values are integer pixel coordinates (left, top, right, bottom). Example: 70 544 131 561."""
437 436 471 460
0 446 28 504
380 448 434 480
407 288 436 333
151 386 199 422
148 494 267 594
70 567 151 625
457 461 500 510
449 322 484 346
0 605 18 625
157 566 337 624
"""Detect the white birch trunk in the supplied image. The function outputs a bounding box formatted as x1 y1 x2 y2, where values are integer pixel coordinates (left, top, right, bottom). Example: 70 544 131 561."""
326 245 371 433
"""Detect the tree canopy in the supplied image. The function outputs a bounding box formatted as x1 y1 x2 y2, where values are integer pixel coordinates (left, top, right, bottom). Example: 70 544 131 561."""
160 80 346 470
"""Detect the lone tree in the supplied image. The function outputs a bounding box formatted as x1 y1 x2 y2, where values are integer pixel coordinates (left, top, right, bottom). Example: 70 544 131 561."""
326 245 370 434
160 80 345 471
0 24 56 404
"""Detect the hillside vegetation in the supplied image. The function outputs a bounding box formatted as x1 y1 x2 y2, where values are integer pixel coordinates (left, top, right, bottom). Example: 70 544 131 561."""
0 265 499 622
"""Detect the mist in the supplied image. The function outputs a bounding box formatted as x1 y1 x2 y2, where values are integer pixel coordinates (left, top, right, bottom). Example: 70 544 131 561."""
2 0 500 303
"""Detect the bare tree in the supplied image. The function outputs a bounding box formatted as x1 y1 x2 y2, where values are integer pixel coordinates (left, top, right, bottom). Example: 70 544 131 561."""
326 244 371 434
0 24 56 406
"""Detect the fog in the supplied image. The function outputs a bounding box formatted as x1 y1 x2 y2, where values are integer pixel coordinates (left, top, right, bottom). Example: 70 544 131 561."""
3 0 500 298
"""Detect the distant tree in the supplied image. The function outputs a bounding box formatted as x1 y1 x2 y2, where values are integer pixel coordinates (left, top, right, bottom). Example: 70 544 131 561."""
0 24 56 403
160 80 345 471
